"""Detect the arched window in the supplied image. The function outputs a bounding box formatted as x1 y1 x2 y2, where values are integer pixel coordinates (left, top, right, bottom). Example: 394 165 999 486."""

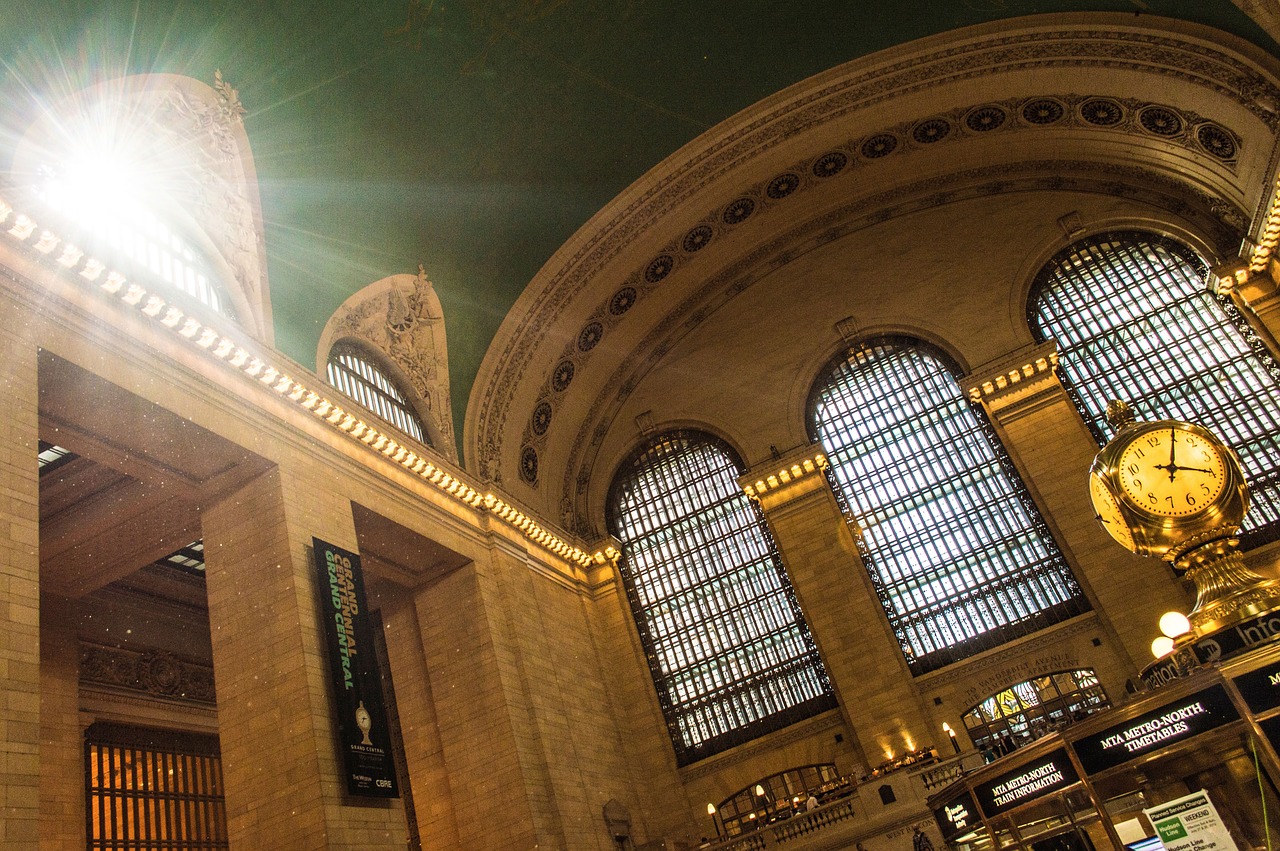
35 160 233 317
1030 232 1280 547
325 342 429 445
808 338 1089 675
606 430 836 765
962 668 1109 753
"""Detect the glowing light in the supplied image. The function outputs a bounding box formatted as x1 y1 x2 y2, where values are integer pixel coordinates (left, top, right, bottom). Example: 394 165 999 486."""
1151 636 1175 658
1159 611 1191 639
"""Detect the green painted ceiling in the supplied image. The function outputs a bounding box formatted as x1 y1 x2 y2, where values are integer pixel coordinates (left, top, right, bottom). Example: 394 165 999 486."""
1 1 1274 455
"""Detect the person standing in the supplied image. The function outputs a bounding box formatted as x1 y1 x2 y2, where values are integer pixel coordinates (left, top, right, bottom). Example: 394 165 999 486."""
912 825 935 851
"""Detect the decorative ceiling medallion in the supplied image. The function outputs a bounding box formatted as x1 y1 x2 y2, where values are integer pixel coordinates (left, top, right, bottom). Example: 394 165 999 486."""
520 446 539 483
578 321 603 352
912 118 951 144
722 197 756 224
1196 123 1237 160
532 401 553 435
1080 98 1124 126
645 253 674 283
1022 99 1065 125
812 151 849 177
861 133 898 158
609 286 637 315
965 106 1006 132
682 224 714 252
766 172 801 199
552 359 575 392
1139 106 1182 136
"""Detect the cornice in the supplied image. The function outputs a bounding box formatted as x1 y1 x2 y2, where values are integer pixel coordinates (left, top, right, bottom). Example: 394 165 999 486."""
915 614 1098 688
0 194 608 572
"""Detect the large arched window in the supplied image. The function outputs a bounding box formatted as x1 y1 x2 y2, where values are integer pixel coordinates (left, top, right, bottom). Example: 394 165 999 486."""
808 338 1089 675
606 430 836 765
326 342 429 445
1030 232 1280 547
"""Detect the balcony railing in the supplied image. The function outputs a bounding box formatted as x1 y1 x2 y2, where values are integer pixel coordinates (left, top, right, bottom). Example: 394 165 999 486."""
701 752 985 850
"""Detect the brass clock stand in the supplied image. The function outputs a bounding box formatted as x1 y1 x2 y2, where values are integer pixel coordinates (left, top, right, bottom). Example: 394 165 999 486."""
1090 400 1280 645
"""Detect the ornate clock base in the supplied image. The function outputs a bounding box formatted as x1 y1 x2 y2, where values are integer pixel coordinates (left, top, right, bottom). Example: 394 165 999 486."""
1176 537 1280 635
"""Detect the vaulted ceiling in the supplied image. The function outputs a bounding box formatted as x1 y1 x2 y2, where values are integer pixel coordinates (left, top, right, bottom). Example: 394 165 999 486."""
0 1 1274 456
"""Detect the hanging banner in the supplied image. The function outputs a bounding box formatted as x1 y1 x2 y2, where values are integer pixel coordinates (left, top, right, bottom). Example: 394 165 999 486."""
1142 790 1239 851
313 538 399 798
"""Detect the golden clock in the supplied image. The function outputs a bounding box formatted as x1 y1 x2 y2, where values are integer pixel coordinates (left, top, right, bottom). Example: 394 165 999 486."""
1089 473 1135 552
1115 425 1227 518
1089 403 1248 561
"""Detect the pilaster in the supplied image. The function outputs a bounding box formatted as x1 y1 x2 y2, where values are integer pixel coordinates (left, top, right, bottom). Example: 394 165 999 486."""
201 466 408 849
1230 259 1280 346
0 296 40 848
38 594 81 851
964 343 1188 676
411 554 547 849
377 592 462 849
742 446 918 771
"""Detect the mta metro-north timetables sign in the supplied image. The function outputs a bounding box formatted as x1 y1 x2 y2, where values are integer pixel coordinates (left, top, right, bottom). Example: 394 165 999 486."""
313 538 399 798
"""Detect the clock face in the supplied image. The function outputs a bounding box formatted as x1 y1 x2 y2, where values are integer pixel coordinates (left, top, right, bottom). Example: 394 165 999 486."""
1089 474 1135 550
1116 426 1227 518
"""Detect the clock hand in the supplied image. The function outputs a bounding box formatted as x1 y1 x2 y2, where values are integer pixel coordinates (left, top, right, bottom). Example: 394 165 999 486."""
1167 427 1177 482
1175 465 1215 475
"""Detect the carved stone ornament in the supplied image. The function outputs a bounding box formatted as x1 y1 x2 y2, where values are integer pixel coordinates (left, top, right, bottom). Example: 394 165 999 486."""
317 267 456 459
80 641 217 705
469 18 1275 511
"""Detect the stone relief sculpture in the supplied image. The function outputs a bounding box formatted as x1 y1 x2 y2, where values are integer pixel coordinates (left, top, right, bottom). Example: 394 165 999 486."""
318 267 457 460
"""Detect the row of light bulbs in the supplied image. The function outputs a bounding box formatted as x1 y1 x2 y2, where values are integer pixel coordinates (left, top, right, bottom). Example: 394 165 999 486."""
0 194 612 570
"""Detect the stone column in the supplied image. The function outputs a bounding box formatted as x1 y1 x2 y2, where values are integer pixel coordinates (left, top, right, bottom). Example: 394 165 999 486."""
963 342 1187 673
742 447 920 770
410 549 556 849
0 299 40 848
376 589 462 849
201 466 408 849
39 594 82 850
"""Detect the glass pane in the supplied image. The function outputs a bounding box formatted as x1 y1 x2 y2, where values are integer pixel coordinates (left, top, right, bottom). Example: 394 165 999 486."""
809 338 1089 674
326 343 429 445
607 430 836 765
1031 232 1280 547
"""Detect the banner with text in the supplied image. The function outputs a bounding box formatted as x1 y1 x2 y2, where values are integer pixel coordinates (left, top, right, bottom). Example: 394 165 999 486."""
1072 684 1237 775
1142 790 1240 851
973 748 1079 818
313 538 399 797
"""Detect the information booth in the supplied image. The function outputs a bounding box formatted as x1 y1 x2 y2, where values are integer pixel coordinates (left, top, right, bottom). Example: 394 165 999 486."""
931 649 1280 850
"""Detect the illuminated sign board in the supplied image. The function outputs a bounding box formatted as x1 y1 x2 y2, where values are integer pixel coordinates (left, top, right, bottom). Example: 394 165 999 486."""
973 749 1079 817
1259 714 1280 758
1072 684 1237 775
934 789 979 841
1231 660 1280 715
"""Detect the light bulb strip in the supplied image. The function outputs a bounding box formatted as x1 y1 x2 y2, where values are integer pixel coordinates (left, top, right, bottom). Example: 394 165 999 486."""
742 452 829 500
966 352 1059 402
0 194 595 568
1251 172 1280 273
